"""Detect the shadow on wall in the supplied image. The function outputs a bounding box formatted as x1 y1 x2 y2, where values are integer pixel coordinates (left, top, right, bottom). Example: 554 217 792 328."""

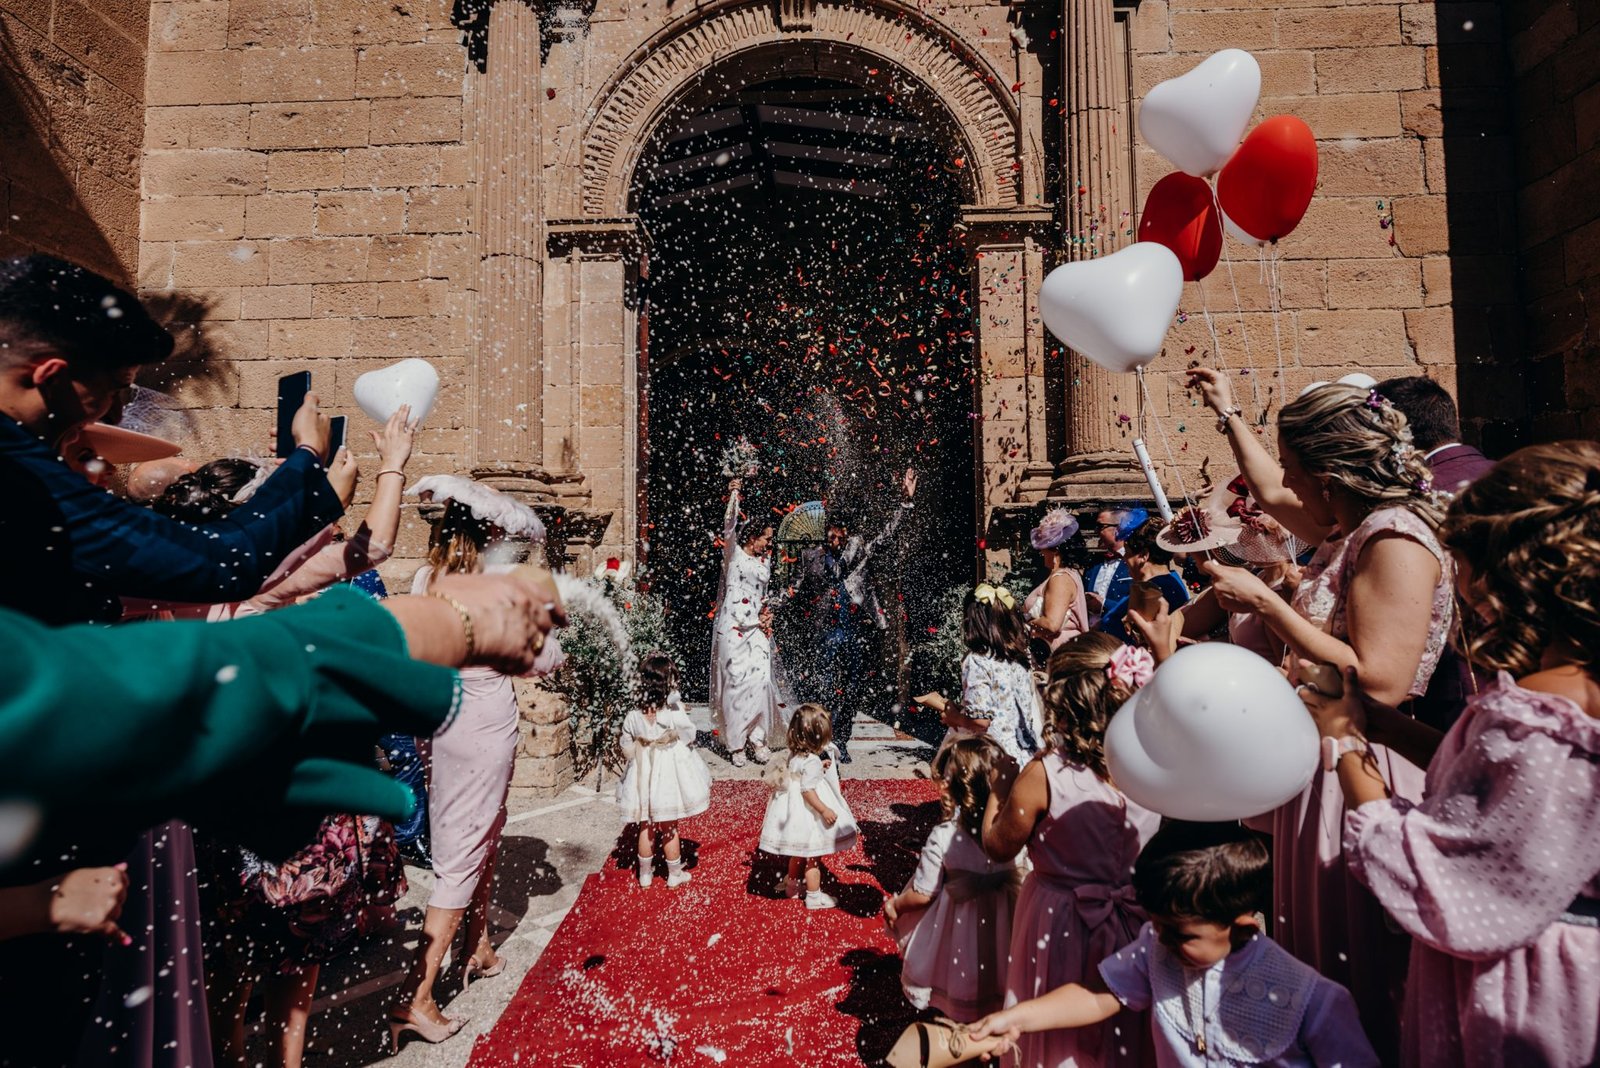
137 291 239 411
0 20 127 285
1430 2 1526 456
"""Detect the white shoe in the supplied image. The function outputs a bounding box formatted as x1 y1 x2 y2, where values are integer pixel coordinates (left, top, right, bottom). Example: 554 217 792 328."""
665 869 692 889
750 744 772 764
637 855 654 888
805 890 837 911
731 751 747 767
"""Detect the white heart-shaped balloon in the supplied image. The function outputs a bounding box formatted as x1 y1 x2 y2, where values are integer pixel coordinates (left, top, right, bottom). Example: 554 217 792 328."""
1039 242 1185 374
353 358 439 426
1105 642 1320 821
1138 49 1261 178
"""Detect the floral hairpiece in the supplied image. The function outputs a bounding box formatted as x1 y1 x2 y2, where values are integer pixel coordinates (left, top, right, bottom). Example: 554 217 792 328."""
1364 389 1388 412
1106 645 1154 690
1166 506 1211 546
973 583 1015 610
229 463 271 505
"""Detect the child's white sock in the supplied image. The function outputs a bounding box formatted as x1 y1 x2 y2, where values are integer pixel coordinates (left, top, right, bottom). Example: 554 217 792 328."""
665 857 691 888
638 854 654 888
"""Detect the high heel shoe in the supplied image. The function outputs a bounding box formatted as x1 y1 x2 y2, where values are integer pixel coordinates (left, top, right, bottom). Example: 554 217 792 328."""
463 955 506 985
386 1007 464 1055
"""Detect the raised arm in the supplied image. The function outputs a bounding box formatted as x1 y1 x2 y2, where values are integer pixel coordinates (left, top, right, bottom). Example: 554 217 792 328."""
722 479 742 564
1187 368 1334 545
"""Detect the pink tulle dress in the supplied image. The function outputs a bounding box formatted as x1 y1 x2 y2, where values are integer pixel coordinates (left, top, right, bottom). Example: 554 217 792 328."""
1345 675 1600 1067
1004 753 1161 1068
1272 506 1453 1058
893 819 1022 1021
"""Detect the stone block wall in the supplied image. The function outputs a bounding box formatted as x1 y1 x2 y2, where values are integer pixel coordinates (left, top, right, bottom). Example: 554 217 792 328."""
136 0 476 583
0 0 148 281
1508 0 1600 442
1126 0 1520 479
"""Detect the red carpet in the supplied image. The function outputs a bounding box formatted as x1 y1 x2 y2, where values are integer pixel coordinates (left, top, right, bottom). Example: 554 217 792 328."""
468 778 943 1067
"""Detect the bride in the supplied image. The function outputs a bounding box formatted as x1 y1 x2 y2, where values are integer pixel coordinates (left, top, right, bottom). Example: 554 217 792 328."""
709 477 784 767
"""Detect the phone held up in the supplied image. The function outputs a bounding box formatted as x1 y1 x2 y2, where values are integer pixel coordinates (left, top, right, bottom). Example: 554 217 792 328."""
327 415 347 457
275 371 311 460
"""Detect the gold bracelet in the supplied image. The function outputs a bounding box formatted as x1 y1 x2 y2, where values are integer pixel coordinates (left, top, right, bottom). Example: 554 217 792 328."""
430 593 476 662
376 469 405 479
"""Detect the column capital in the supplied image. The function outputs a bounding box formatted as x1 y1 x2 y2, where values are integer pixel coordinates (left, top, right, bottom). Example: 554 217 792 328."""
547 217 644 258
959 204 1054 251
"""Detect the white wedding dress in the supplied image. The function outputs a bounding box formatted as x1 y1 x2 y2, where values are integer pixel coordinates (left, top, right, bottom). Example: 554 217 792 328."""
709 487 786 752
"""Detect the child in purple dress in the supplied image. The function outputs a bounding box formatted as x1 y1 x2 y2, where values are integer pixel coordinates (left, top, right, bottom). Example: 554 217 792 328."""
982 632 1161 1068
1302 441 1600 1067
971 822 1379 1068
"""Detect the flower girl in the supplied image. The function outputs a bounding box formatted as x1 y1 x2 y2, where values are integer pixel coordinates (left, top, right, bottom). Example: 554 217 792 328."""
759 703 859 910
617 652 712 888
884 736 1022 1021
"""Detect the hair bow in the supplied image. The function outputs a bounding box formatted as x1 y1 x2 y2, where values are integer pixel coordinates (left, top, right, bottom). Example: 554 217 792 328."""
973 583 1015 610
1106 645 1155 690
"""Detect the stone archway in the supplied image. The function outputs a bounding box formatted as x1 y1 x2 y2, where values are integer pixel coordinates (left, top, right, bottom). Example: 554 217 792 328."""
552 0 1042 221
543 0 1059 575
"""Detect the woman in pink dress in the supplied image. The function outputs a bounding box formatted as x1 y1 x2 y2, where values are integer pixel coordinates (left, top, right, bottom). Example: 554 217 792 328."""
1186 370 1453 1059
983 633 1160 1068
389 476 561 1050
1303 441 1600 1066
1022 507 1088 657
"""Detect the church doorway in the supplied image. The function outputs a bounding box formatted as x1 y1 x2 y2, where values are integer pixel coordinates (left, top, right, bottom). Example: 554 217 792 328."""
633 74 980 705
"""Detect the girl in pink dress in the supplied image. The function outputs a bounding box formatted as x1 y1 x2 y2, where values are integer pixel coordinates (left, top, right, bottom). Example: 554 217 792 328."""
983 632 1161 1068
1304 441 1600 1067
1186 372 1453 1059
884 737 1022 1021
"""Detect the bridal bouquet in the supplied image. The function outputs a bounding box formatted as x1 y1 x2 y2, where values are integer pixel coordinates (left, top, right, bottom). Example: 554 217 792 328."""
718 436 761 478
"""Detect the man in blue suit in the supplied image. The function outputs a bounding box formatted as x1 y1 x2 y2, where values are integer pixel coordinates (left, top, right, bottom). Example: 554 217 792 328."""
0 255 344 624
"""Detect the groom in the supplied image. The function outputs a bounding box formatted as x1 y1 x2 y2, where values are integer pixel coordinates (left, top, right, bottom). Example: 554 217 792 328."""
790 467 917 762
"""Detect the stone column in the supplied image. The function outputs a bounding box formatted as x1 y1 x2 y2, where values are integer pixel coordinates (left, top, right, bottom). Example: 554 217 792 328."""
1050 0 1147 501
469 0 550 496
963 206 1054 573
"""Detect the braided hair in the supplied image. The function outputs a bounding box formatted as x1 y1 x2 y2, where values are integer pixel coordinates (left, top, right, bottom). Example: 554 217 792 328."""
1040 631 1133 781
1441 441 1600 677
1278 383 1447 530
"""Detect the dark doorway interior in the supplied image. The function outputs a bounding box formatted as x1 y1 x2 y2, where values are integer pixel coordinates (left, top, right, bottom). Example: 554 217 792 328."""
635 76 978 704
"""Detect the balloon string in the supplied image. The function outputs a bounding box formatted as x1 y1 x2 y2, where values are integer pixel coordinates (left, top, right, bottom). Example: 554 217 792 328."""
1137 366 1198 519
1268 246 1288 422
1209 179 1263 417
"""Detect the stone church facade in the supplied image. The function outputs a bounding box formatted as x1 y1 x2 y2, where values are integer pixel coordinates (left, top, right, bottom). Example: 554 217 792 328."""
1 0 1595 788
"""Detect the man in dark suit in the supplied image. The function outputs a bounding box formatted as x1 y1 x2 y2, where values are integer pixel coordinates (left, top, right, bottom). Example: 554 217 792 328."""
789 467 917 761
0 255 344 624
1377 376 1495 496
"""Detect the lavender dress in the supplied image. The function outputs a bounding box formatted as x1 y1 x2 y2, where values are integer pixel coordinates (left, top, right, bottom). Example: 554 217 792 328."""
1004 754 1161 1068
1345 676 1600 1067
1269 506 1451 1059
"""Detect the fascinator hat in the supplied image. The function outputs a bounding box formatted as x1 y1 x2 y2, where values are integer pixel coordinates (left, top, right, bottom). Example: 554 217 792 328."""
1156 482 1244 555
1030 507 1081 550
409 474 546 542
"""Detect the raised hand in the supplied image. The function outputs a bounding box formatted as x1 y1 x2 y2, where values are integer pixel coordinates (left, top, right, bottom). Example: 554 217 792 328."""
372 404 415 473
1185 366 1236 416
903 467 918 499
290 391 331 458
327 448 359 508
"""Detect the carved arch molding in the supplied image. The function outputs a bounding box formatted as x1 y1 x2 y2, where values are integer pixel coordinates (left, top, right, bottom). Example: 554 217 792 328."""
556 0 1036 218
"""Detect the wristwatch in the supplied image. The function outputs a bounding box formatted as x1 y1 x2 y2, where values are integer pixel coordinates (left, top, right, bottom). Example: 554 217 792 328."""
1215 406 1244 434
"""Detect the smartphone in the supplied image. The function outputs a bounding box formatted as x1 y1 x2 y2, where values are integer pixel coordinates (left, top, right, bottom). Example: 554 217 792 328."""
327 415 347 458
275 371 311 459
1300 662 1346 698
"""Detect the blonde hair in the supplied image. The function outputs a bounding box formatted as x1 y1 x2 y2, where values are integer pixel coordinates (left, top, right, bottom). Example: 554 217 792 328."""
786 703 834 757
425 499 491 583
1278 383 1446 530
1441 441 1600 677
1041 632 1132 781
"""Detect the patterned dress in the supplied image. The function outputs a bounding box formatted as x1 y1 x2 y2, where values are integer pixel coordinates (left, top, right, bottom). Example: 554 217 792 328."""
1345 676 1600 1067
